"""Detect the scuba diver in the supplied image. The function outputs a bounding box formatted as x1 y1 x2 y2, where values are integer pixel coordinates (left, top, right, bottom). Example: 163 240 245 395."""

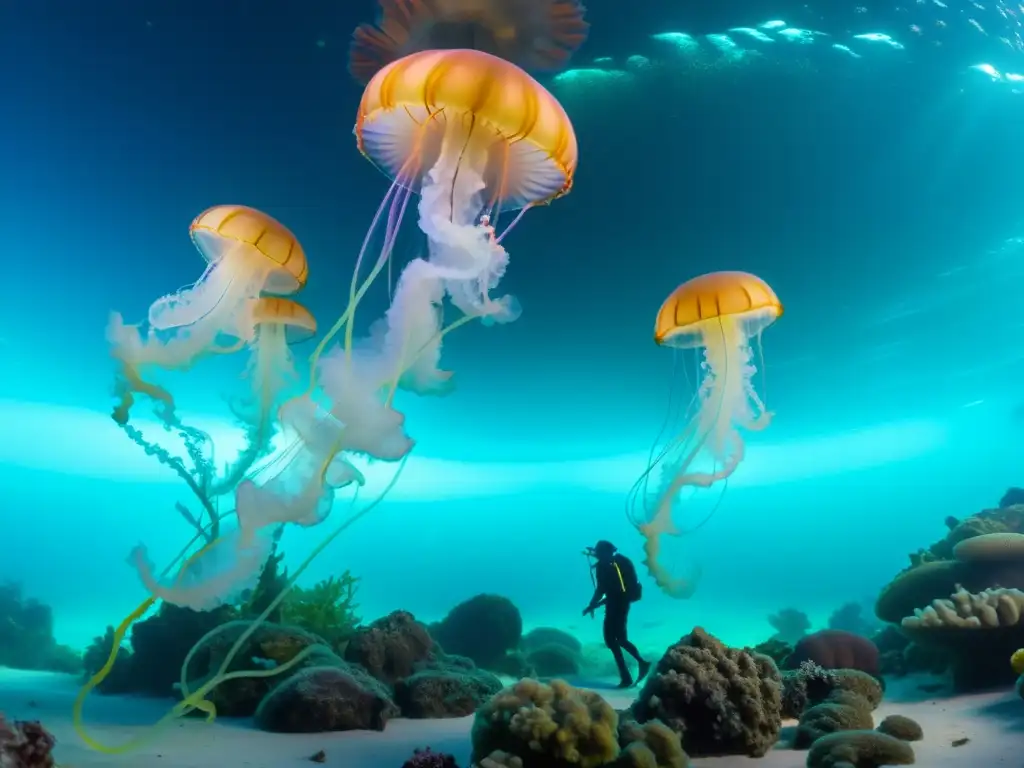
582 540 652 688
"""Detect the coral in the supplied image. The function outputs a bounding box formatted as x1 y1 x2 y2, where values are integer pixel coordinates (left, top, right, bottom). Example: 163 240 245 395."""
402 747 460 768
280 572 361 650
521 627 582 656
754 638 793 666
127 602 235 696
254 663 399 732
344 610 435 686
793 689 874 748
526 643 581 678
471 679 620 768
615 719 689 768
876 714 923 742
631 627 783 758
187 620 330 716
900 585 1024 690
0 583 81 674
780 661 836 719
825 670 883 709
395 656 503 718
785 630 881 677
432 594 523 670
902 585 1024 629
1012 647 1024 674
0 715 56 768
806 730 915 767
767 608 810 644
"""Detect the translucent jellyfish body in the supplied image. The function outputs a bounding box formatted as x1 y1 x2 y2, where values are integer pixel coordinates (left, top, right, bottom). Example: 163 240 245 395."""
344 47 577 395
348 0 589 84
631 271 783 598
148 205 308 336
214 297 319 494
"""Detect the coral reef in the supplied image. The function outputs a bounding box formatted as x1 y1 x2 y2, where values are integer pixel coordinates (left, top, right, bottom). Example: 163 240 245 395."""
876 714 923 741
785 629 881 677
794 688 875 748
402 748 459 768
631 627 782 758
0 584 81 674
471 679 620 767
431 594 523 671
344 610 435 686
254 663 399 732
900 584 1024 689
395 655 503 718
805 730 914 767
521 627 582 656
0 714 56 768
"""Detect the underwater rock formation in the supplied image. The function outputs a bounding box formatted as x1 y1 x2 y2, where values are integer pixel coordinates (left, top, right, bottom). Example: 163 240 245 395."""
254 663 399 732
0 584 81 675
430 594 523 670
631 627 782 758
785 629 881 677
0 714 56 768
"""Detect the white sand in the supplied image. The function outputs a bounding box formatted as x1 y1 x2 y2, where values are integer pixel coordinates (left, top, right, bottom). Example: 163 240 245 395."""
0 669 1019 767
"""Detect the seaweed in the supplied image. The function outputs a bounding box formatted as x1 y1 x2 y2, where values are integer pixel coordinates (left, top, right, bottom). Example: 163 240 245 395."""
281 572 361 650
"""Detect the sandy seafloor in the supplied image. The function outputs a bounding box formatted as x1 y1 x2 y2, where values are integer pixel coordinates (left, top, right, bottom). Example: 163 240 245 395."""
1 668 1021 767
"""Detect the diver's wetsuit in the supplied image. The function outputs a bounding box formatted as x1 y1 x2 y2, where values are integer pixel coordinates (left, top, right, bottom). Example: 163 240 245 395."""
587 554 648 686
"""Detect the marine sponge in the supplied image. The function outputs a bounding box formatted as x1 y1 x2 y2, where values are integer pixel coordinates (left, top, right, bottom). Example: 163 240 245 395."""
470 679 619 768
806 729 915 767
631 627 783 758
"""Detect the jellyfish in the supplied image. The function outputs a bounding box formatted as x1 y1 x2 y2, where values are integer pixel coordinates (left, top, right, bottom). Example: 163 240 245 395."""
330 47 576 399
629 271 783 599
107 205 310 427
148 205 308 336
348 0 589 85
213 297 318 495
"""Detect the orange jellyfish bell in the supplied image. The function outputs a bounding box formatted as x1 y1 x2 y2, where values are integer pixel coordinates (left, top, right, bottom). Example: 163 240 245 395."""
654 270 783 348
189 205 309 297
355 48 577 211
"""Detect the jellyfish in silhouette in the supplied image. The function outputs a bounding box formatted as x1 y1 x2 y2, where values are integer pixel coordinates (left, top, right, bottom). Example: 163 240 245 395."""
213 297 318 494
348 0 589 85
334 47 576 395
629 271 783 599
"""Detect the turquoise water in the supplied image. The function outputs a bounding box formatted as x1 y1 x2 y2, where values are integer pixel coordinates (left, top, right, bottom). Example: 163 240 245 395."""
2 0 1024 763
